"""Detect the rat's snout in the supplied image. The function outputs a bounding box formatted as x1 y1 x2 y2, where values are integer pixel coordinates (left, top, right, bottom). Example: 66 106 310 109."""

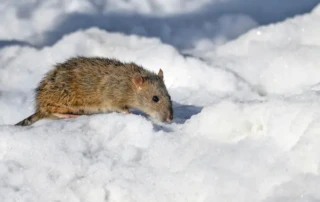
153 101 173 123
166 112 173 122
156 110 173 123
163 108 173 122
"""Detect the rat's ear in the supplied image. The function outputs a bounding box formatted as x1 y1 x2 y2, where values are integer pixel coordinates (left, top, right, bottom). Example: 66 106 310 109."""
158 69 163 79
132 74 144 89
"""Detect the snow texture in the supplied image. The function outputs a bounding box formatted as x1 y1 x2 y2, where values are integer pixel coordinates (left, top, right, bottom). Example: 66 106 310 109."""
1 1 320 202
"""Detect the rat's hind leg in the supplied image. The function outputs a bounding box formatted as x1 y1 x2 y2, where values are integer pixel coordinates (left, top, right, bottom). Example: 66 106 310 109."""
52 113 80 119
43 103 84 119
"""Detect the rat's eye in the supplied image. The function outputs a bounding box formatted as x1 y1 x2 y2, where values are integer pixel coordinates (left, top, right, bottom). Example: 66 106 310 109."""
152 96 159 103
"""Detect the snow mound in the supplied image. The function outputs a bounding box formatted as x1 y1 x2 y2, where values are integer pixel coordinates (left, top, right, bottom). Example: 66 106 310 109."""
1 2 320 202
1 0 318 49
2 98 320 202
201 4 320 95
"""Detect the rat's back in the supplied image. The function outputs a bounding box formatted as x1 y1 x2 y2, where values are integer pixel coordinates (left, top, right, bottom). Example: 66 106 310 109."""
37 57 145 107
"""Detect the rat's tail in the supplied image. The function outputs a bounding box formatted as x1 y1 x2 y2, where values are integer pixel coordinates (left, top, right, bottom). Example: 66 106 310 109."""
15 112 44 126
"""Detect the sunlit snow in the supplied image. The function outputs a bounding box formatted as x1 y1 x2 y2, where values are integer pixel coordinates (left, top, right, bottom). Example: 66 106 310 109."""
1 1 320 202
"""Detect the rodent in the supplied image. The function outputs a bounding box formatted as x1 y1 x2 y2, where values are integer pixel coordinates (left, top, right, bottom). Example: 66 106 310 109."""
16 56 173 126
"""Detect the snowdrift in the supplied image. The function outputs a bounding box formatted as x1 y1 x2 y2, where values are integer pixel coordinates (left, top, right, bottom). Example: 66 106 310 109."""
1 0 318 49
1 2 320 202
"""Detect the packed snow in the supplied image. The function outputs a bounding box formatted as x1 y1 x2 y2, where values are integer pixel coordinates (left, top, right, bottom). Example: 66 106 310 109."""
1 1 320 202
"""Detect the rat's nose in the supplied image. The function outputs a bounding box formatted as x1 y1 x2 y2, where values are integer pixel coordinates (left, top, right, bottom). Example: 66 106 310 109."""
166 113 173 122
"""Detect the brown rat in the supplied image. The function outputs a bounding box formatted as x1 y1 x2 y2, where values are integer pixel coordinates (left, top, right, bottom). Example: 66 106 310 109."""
16 56 173 126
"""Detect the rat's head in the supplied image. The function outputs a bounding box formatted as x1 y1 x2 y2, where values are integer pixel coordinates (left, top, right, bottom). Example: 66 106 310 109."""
132 69 173 122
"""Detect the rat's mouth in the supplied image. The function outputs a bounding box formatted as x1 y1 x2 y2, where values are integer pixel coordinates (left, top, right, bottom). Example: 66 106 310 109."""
154 111 173 123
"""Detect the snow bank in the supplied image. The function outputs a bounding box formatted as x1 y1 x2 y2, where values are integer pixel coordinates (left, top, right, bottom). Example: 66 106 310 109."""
1 1 320 202
1 0 318 49
201 4 320 95
2 99 320 202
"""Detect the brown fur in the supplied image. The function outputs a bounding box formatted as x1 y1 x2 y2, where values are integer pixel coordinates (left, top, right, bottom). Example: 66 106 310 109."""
16 56 173 126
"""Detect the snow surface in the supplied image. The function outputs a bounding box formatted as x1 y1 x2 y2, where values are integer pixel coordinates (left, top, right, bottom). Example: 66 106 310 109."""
1 0 319 49
1 1 320 202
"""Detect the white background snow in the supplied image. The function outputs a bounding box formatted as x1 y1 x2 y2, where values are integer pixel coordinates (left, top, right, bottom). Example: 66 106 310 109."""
1 0 320 201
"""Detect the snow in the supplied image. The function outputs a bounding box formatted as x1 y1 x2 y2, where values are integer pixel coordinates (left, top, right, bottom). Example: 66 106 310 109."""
1 0 319 49
199 4 320 95
1 1 320 202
